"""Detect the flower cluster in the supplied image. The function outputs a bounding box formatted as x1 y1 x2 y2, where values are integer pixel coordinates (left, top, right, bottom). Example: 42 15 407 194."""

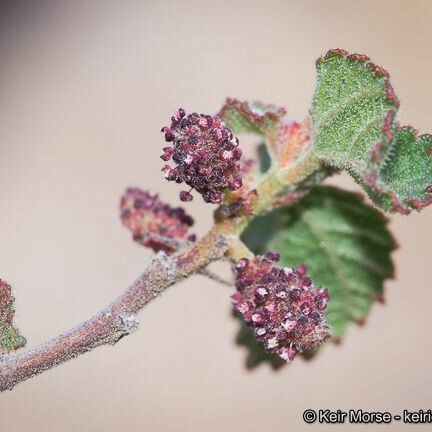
161 109 243 204
0 279 15 329
0 279 26 356
120 187 195 253
232 253 330 362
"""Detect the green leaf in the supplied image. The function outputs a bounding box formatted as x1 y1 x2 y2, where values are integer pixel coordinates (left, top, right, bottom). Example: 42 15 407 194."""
376 127 432 212
219 98 285 138
311 49 432 214
0 279 26 357
219 98 286 159
241 186 396 338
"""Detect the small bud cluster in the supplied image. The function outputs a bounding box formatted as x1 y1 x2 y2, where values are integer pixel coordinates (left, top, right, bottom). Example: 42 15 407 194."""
120 188 195 253
0 279 14 329
161 109 243 204
232 253 330 362
0 279 26 355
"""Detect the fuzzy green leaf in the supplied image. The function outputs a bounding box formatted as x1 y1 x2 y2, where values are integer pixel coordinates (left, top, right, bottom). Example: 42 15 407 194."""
241 186 396 338
0 279 26 356
311 49 432 214
219 98 285 138
219 98 287 160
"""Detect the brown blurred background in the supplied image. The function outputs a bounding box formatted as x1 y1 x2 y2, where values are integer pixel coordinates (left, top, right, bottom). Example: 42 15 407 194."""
0 1 431 431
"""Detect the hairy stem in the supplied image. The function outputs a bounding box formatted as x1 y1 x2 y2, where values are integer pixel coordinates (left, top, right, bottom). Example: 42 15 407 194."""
253 153 321 215
0 149 321 391
227 238 255 262
0 226 229 391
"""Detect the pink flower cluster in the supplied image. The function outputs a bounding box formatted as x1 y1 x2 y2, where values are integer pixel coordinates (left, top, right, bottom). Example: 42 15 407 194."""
161 109 243 204
120 187 195 253
232 253 330 362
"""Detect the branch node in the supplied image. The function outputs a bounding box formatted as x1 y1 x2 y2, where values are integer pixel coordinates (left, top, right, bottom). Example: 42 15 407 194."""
112 314 139 343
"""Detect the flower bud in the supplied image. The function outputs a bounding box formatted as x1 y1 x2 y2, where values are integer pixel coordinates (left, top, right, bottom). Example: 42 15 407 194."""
120 187 194 253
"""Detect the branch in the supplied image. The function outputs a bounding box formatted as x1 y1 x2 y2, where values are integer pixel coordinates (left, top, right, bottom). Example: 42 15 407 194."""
0 226 229 391
0 145 323 391
134 233 233 286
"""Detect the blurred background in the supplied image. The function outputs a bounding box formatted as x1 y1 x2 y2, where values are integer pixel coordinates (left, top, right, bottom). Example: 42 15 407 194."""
0 1 431 431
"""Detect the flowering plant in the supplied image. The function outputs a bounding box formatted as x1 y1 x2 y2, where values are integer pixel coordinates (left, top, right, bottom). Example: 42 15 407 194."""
1 49 430 389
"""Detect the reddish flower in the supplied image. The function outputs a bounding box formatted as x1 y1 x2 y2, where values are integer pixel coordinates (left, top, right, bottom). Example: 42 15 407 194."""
232 253 330 362
161 109 243 203
120 188 195 253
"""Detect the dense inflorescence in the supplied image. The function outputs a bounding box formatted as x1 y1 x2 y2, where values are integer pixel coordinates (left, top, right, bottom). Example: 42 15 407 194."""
232 253 330 362
120 187 195 253
161 109 243 204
